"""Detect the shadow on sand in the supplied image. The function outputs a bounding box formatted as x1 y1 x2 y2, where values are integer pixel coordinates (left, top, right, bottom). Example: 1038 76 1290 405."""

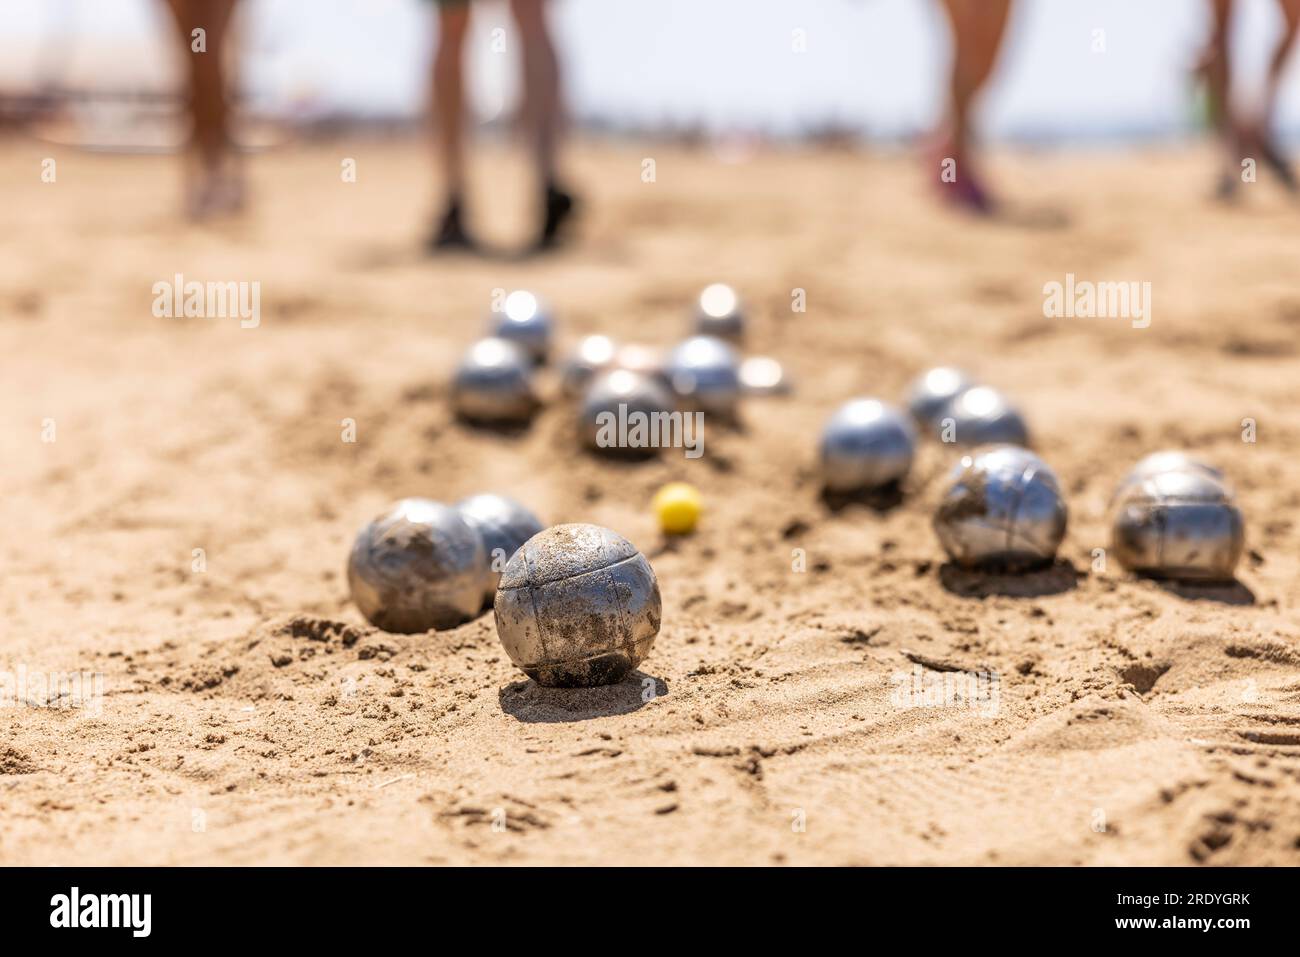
498 671 669 724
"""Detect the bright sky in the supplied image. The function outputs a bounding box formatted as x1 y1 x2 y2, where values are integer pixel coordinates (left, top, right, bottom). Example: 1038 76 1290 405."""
3 0 1300 139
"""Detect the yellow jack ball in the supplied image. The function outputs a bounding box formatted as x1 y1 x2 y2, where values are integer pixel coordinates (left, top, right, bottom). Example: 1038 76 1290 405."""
653 482 703 535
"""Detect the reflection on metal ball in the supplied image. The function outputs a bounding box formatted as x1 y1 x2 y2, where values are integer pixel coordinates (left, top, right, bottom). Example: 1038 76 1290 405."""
559 334 618 397
933 445 1067 570
819 398 916 493
939 385 1030 448
665 335 742 417
693 283 745 342
738 356 791 396
451 337 538 424
579 369 675 456
348 498 486 633
905 366 976 428
455 493 545 606
494 523 662 687
1110 455 1244 581
488 290 552 363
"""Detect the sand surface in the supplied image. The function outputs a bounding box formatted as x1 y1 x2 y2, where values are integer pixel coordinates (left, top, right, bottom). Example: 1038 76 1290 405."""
2 138 1299 865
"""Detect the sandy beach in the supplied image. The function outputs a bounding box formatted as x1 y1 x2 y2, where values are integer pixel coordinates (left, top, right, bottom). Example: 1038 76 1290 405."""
2 137 1299 865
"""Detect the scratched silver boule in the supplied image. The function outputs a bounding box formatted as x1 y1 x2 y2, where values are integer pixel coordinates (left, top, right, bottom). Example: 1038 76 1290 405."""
933 445 1067 570
455 493 545 606
488 289 552 363
904 367 976 429
665 335 742 417
693 283 745 342
939 385 1030 447
348 498 486 633
579 368 674 454
819 398 916 493
1110 454 1244 581
494 523 662 687
451 337 538 424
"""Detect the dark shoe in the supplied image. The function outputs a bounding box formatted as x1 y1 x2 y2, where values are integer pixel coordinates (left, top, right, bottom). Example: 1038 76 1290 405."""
1256 135 1298 193
537 184 576 248
428 201 476 251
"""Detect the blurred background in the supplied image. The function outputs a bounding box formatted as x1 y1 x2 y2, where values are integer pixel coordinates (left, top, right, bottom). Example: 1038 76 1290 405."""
3 0 1300 145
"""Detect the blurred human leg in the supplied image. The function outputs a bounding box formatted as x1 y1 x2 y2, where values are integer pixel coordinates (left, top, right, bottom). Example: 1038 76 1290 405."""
163 0 242 218
936 0 1012 213
431 1 474 248
1257 0 1300 189
511 0 575 247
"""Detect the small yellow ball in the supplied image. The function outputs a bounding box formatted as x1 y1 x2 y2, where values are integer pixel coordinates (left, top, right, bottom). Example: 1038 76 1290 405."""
652 482 702 535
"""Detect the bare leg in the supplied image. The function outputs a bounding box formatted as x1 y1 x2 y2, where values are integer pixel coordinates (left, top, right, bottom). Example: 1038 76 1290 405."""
936 0 1012 211
430 2 474 248
1257 0 1300 189
511 0 574 247
164 0 241 218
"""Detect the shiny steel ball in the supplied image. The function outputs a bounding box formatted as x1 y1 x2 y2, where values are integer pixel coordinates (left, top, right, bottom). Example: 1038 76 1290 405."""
738 356 792 396
494 523 662 687
665 335 742 417
939 385 1030 448
451 337 538 424
905 366 976 428
559 334 618 397
933 445 1068 570
693 283 745 342
348 498 486 633
819 398 916 493
488 290 552 363
580 369 675 455
455 494 545 606
1110 459 1244 581
1109 450 1226 505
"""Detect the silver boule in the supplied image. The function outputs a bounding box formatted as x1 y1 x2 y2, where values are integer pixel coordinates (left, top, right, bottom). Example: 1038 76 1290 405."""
819 398 916 493
739 356 792 396
1110 461 1244 581
693 283 745 342
348 498 486 633
933 445 1068 570
1109 450 1226 505
559 334 618 397
939 385 1030 448
905 366 976 428
488 289 552 363
665 335 742 417
455 493 546 605
451 337 538 424
494 523 662 687
579 369 675 456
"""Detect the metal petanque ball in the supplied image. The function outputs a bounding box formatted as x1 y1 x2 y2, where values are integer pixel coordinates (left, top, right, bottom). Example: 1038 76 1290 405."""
693 283 746 342
348 498 486 633
494 523 662 687
559 334 618 397
451 337 538 424
665 335 742 417
488 290 552 363
819 398 916 493
738 356 792 396
580 368 675 456
455 493 545 606
933 445 1068 571
905 366 976 429
939 385 1030 448
1110 457 1244 581
1109 450 1226 505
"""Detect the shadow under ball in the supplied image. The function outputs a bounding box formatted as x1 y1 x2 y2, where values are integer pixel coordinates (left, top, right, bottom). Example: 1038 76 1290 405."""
939 385 1030 447
933 445 1067 571
493 523 662 688
348 498 486 633
819 398 916 493
665 334 742 417
905 366 975 429
451 337 538 424
692 283 745 342
455 493 545 606
488 290 552 364
1110 465 1244 581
